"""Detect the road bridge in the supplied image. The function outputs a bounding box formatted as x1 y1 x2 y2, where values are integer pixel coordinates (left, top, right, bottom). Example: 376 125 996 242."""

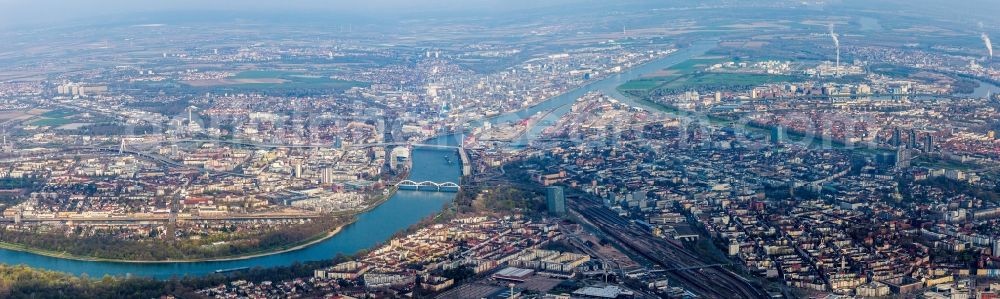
396 180 460 192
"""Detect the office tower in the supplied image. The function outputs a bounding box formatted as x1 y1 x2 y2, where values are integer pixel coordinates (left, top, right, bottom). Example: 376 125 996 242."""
187 106 199 131
908 129 917 149
891 127 902 148
994 240 1000 258
924 134 933 152
321 167 333 185
770 126 784 145
546 186 566 216
0 135 10 153
895 148 911 169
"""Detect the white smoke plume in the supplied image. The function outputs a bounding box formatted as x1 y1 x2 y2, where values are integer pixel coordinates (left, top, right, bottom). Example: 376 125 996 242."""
829 24 840 75
829 24 840 49
983 32 994 59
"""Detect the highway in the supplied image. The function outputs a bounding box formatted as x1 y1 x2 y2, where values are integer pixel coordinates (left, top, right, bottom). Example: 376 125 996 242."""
569 196 769 299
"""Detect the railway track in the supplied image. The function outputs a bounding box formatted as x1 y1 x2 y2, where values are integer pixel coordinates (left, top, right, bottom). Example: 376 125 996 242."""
570 196 768 299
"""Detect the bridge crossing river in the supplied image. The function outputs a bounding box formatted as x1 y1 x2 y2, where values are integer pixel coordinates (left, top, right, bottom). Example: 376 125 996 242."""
0 41 716 278
396 180 461 192
0 148 461 278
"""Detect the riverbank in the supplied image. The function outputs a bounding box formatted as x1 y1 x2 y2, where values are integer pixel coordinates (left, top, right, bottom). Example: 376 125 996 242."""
0 183 405 264
361 185 399 214
467 47 686 129
0 222 350 264
0 148 459 278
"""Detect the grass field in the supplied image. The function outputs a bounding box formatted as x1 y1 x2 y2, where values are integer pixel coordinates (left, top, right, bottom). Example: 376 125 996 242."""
618 79 666 90
619 57 803 94
40 109 76 118
31 109 79 127
617 58 726 92
31 118 77 127
668 58 728 73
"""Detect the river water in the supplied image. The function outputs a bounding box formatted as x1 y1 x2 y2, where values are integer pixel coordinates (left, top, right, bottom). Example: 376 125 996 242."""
0 41 717 278
457 40 717 146
971 79 1000 98
0 148 459 278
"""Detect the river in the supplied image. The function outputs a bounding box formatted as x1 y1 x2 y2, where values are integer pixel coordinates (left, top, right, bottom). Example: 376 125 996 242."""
453 40 717 146
0 148 460 278
971 79 1000 98
0 41 717 278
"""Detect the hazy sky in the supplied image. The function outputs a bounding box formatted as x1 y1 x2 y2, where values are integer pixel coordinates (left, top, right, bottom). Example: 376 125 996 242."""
3 0 998 32
0 0 595 29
